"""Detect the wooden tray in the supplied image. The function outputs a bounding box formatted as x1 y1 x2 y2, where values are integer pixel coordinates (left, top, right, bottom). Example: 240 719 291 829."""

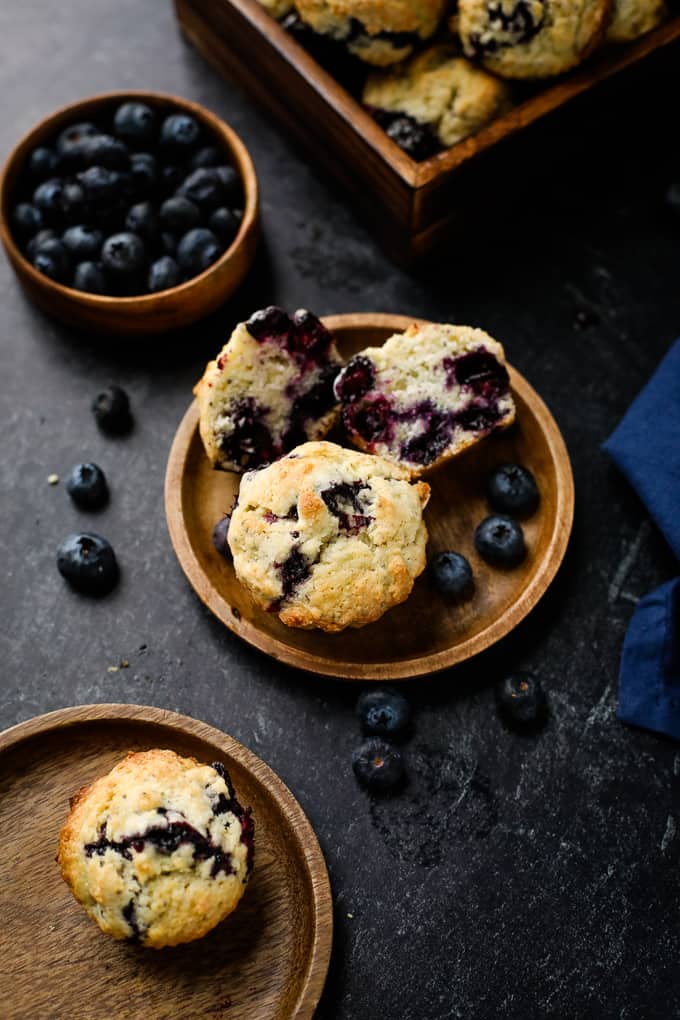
172 0 680 263
165 313 574 680
0 704 332 1020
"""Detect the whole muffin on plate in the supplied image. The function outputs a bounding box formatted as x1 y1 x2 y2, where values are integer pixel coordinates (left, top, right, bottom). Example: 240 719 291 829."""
363 43 512 151
606 0 667 41
334 321 515 477
292 0 448 65
228 440 430 631
58 749 254 948
458 0 612 78
195 306 343 472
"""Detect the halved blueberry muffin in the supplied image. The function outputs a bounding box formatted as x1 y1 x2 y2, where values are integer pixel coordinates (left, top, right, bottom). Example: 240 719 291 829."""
334 321 515 477
58 750 254 948
228 441 430 631
195 306 343 472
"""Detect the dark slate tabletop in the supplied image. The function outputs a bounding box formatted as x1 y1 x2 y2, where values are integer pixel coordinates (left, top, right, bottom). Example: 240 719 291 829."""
1 2 679 1017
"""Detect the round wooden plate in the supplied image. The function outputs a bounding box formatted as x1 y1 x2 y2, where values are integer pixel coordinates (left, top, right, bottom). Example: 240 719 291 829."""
0 704 332 1020
165 314 574 680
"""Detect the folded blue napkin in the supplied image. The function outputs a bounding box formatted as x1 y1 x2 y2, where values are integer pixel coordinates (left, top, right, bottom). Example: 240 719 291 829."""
603 338 680 739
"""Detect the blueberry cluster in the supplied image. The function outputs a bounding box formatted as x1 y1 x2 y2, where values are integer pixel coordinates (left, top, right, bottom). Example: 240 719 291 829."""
12 102 243 295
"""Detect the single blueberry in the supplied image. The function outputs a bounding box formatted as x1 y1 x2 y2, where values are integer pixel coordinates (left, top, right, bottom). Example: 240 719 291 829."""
496 672 547 727
62 224 103 261
178 167 228 211
246 306 293 345
73 261 108 294
208 206 240 246
81 134 130 171
12 202 43 239
26 228 57 259
31 237 70 283
160 113 201 154
113 102 159 146
77 165 124 208
92 384 133 434
430 551 473 598
61 179 87 220
334 355 374 402
159 230 178 256
57 532 119 595
474 514 526 567
129 152 157 195
160 195 200 234
65 462 109 510
352 738 404 792
176 227 222 274
356 688 411 738
290 308 332 356
191 145 221 169
383 113 440 160
212 514 232 560
160 163 186 194
101 231 145 275
56 122 98 167
214 165 241 204
33 178 67 223
147 255 181 293
27 146 60 180
125 201 159 245
487 463 540 517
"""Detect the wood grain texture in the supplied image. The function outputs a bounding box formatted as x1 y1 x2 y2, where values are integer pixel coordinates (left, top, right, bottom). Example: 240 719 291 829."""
0 704 332 1020
164 313 575 680
173 0 680 262
0 91 259 335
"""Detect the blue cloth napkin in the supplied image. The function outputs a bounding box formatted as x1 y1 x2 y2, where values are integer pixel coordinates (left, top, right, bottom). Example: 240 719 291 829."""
603 338 680 739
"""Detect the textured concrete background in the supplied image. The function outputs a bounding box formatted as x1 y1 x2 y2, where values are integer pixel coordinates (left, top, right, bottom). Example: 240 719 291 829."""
1 2 679 1017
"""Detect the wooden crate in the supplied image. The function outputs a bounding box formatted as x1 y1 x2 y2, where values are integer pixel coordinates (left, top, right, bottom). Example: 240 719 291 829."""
174 0 680 263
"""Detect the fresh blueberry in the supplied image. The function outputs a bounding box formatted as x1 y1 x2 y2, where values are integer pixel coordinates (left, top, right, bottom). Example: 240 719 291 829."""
160 113 201 154
65 462 109 510
125 202 159 245
101 232 145 275
129 152 157 195
92 384 133 434
159 195 200 233
113 102 159 146
27 146 60 180
496 672 547 727
73 261 108 294
209 207 241 246
214 166 241 203
475 514 526 567
430 551 473 598
356 688 411 738
56 532 119 595
177 167 227 211
176 227 221 274
62 224 103 260
81 134 130 171
56 122 98 167
352 738 404 792
487 463 540 517
31 238 70 283
77 166 124 208
159 231 178 256
26 228 57 259
147 255 181 293
160 163 186 194
191 145 221 169
33 178 68 223
212 514 232 560
61 179 87 219
12 202 43 239
246 306 292 344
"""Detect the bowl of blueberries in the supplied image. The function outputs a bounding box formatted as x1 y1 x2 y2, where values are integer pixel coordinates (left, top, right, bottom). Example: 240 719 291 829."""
0 90 259 335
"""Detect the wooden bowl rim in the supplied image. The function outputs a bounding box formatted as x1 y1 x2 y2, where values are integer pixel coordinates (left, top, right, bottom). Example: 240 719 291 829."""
164 312 575 680
0 701 334 1020
0 89 259 308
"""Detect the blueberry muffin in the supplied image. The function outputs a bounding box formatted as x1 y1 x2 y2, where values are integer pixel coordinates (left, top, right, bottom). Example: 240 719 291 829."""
292 0 448 65
228 441 430 631
458 0 612 78
606 0 667 41
334 321 515 477
195 307 343 472
58 750 254 948
363 43 512 150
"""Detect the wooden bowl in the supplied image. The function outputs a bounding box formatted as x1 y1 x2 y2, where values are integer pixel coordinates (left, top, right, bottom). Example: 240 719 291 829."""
165 313 575 681
0 704 332 1018
0 90 259 335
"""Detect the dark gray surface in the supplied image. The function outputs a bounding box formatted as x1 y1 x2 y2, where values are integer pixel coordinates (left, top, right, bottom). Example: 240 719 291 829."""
1 3 679 1018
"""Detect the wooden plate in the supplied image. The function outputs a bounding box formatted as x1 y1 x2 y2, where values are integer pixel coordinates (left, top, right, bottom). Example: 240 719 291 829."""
165 313 574 680
0 704 332 1020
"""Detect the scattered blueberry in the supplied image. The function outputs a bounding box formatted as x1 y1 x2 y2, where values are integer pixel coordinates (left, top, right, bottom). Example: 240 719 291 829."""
178 167 227 211
212 514 233 560
176 227 221 274
81 134 130 170
12 202 43 239
56 122 98 166
31 237 70 283
496 672 547 727
161 113 201 154
125 202 159 245
191 145 221 169
101 232 145 275
356 688 411 738
92 384 133 434
352 738 404 792
160 195 200 233
487 463 539 517
65 462 109 510
209 207 241 246
430 551 473 598
62 224 103 260
57 532 119 595
27 146 60 180
113 102 158 146
475 514 526 567
73 261 108 294
147 255 181 293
